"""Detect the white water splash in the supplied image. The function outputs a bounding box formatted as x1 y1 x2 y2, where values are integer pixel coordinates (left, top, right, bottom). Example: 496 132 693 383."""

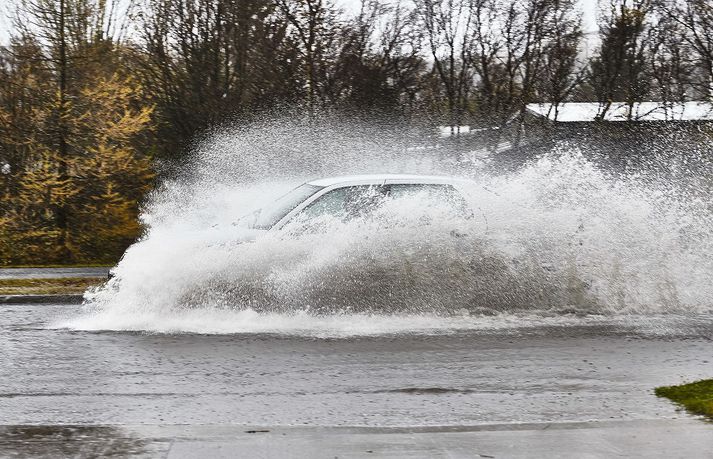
56 119 713 335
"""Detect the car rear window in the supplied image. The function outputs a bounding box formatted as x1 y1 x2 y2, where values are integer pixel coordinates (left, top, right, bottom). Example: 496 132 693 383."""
387 184 473 217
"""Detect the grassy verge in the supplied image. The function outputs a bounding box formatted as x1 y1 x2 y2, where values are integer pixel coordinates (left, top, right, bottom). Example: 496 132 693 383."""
0 277 105 295
0 263 113 268
655 379 713 420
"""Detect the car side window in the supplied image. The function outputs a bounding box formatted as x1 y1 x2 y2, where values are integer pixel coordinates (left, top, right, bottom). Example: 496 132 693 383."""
387 184 473 218
294 185 387 223
343 185 388 219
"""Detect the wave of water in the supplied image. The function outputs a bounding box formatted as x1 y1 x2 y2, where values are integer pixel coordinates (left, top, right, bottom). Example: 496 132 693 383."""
56 118 713 335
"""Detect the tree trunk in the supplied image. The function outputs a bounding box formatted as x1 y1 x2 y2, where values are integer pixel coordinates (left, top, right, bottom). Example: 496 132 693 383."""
57 0 71 262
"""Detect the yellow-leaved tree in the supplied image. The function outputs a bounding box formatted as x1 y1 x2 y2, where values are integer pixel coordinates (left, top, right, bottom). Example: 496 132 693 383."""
65 75 156 262
0 0 156 265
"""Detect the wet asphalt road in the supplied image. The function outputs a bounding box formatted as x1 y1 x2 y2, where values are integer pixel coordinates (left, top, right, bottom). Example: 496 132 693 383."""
1 303 712 457
2 304 712 426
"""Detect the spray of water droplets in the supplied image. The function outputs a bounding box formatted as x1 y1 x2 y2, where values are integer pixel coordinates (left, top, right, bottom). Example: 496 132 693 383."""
56 117 713 336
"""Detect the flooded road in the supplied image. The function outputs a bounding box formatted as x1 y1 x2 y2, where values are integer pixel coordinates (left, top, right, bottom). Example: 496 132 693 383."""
3 115 712 456
2 304 711 427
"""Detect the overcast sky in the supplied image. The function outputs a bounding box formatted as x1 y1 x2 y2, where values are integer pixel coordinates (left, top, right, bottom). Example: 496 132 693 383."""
0 0 599 45
337 0 599 33
0 2 12 44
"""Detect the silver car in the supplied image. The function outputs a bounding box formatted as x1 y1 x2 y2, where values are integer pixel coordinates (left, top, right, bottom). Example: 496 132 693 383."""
243 174 478 233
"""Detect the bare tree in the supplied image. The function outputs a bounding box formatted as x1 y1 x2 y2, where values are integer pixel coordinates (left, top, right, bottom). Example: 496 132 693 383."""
373 2 426 115
415 0 475 134
467 0 502 124
467 1 581 134
589 0 654 120
275 0 342 113
138 0 286 150
656 0 713 100
648 6 692 109
535 0 584 121
327 1 426 115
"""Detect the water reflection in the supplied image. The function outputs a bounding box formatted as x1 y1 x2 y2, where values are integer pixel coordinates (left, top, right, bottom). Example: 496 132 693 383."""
0 426 165 458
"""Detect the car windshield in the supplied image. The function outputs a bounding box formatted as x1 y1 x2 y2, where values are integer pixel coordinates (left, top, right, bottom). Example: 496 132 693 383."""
254 184 323 229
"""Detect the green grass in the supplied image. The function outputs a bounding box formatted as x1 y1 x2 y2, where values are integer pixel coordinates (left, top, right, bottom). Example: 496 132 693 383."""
655 379 713 420
0 277 105 295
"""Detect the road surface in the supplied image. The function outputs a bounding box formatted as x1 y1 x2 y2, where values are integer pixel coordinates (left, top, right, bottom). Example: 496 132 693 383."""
0 267 110 280
1 303 711 457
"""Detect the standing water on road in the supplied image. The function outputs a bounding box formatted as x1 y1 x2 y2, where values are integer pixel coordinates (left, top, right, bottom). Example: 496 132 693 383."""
56 118 713 336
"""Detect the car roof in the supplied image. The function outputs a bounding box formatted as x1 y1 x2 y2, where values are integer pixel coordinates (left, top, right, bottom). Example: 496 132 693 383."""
306 174 473 187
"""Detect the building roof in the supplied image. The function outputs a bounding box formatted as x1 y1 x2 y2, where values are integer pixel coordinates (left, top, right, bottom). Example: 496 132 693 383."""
526 102 713 122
